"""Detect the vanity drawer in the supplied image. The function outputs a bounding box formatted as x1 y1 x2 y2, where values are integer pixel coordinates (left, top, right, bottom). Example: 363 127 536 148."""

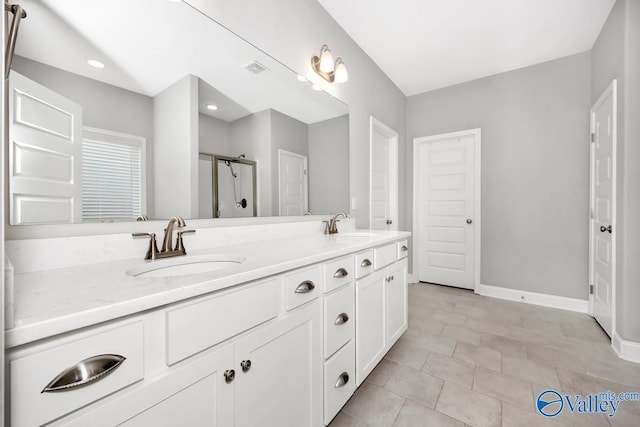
373 243 396 269
354 249 374 278
10 321 144 427
397 240 409 259
324 341 356 425
323 255 354 293
324 284 354 358
283 264 322 311
166 278 280 365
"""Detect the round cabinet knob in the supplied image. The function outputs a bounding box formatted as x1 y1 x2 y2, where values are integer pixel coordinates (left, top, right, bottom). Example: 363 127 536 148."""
466 219 473 224
240 360 252 373
224 369 235 383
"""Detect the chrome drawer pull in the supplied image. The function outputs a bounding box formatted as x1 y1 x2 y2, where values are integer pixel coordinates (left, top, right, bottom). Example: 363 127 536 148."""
334 313 349 325
335 372 349 388
360 259 372 268
333 268 349 278
400 245 408 252
41 354 126 393
295 280 315 293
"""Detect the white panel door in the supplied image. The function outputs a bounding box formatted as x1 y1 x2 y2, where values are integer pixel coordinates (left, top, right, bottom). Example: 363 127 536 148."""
9 71 83 224
416 133 477 289
370 117 398 230
591 81 616 338
278 149 308 215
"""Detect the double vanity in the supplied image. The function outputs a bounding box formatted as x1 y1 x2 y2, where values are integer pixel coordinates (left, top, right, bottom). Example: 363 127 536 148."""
5 221 410 426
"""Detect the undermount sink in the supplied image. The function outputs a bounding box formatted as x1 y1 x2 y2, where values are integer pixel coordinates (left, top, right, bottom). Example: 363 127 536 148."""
338 232 377 238
126 254 246 278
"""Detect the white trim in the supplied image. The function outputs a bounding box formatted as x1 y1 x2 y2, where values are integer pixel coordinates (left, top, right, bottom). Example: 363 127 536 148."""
412 128 481 291
612 332 640 363
277 149 309 216
369 116 398 230
477 284 588 313
588 80 617 335
407 273 417 283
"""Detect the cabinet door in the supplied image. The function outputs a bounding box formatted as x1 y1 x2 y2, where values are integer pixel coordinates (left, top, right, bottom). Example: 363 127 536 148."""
386 259 408 346
57 344 234 427
355 270 386 385
234 301 322 427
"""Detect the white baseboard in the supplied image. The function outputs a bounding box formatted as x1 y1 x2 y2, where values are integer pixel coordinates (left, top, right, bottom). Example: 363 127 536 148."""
477 284 588 313
612 332 640 363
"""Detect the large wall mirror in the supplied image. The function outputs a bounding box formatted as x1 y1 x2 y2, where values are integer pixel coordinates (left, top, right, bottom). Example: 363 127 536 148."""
7 0 349 226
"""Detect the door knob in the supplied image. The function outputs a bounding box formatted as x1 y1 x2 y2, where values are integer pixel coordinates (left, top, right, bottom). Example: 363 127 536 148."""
600 225 612 233
466 219 472 224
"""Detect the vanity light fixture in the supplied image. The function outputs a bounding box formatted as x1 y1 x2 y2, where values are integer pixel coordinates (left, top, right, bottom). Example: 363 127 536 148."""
311 44 348 83
206 104 218 111
87 59 105 69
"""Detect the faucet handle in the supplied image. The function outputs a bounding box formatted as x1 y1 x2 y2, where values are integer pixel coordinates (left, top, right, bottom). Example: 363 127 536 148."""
176 229 195 252
322 220 330 234
132 232 159 260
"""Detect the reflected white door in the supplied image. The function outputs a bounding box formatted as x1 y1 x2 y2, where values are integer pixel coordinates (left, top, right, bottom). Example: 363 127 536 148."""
414 130 479 290
9 71 83 224
590 80 617 338
370 117 398 230
278 149 308 215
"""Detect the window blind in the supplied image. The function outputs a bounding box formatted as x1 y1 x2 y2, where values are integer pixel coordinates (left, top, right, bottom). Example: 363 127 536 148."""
82 135 143 220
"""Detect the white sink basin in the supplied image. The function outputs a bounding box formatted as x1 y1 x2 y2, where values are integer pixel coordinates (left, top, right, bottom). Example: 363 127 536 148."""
339 232 377 238
126 254 246 278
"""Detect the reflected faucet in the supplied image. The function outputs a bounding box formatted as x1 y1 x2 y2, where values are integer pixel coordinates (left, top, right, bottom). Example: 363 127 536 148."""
324 212 347 234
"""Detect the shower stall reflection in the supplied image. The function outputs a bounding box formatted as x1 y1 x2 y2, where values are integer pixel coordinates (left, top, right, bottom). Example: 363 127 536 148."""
198 153 257 218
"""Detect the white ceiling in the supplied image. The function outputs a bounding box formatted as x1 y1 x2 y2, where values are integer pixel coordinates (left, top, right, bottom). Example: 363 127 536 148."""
318 0 616 96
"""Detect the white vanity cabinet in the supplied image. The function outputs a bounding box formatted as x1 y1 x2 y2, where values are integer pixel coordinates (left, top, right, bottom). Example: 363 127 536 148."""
6 232 410 427
355 244 408 385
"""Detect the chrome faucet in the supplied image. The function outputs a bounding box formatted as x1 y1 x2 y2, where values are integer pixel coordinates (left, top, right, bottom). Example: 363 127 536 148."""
132 216 195 260
324 212 347 234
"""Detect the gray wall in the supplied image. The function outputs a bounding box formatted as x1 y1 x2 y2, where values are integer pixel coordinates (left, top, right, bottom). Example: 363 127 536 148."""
199 114 232 156
270 110 309 215
407 52 591 300
308 115 349 214
592 0 640 342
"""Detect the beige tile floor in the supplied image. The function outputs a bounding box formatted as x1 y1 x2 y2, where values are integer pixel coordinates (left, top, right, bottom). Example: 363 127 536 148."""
329 283 640 427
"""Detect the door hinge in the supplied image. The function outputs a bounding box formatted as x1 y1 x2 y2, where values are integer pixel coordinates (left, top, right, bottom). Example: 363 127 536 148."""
589 284 594 295
590 133 595 143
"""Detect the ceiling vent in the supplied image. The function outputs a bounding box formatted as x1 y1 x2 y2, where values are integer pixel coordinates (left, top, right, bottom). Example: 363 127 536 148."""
243 61 269 74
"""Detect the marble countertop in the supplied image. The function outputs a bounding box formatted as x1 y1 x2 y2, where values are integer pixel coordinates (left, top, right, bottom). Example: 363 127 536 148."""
6 230 410 348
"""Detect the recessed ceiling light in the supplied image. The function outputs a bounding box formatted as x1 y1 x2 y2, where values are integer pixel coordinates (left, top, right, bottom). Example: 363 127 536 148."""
312 84 322 91
297 75 307 82
206 104 218 111
87 59 105 69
